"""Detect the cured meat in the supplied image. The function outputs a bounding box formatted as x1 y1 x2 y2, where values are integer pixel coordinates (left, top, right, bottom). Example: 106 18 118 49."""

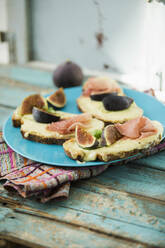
83 76 122 96
115 117 158 139
67 122 90 132
46 113 92 134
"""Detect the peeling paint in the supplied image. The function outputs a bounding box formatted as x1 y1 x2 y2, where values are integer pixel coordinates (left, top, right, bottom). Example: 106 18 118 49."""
95 32 105 47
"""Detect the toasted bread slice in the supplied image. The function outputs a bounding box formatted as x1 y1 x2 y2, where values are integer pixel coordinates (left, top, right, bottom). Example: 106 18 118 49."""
77 96 143 124
63 121 163 162
20 115 104 145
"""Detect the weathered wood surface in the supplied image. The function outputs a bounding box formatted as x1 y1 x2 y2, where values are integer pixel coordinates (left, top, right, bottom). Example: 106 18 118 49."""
0 77 53 108
0 106 13 130
0 70 165 248
0 65 53 88
0 206 146 248
136 154 165 171
0 163 165 247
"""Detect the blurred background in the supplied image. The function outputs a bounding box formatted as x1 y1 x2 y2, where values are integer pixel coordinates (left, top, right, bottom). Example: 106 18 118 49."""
0 0 165 91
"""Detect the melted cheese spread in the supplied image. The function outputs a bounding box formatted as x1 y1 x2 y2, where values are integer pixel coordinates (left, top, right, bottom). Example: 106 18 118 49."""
63 121 163 162
77 96 143 123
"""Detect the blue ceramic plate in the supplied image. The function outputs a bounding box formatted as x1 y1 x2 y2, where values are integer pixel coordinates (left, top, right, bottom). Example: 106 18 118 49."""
3 86 165 167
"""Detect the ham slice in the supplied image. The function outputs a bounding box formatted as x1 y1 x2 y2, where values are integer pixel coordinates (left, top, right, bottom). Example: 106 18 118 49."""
67 122 91 132
83 76 122 96
46 113 92 134
115 117 158 139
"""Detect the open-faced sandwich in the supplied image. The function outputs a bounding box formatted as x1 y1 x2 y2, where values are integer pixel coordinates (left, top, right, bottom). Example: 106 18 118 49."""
20 112 104 145
12 88 104 145
12 87 66 127
77 76 143 123
63 116 163 162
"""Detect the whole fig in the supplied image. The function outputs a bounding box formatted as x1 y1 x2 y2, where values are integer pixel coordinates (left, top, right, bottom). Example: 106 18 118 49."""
53 61 83 88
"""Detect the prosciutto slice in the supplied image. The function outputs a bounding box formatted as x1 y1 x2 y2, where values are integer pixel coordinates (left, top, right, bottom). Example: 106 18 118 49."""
115 117 158 139
46 113 92 134
83 76 122 96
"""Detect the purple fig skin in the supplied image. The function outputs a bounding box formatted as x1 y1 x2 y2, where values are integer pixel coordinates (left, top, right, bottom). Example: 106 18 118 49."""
100 125 122 147
90 92 117 101
47 100 63 110
32 107 60 123
53 61 83 88
103 95 133 111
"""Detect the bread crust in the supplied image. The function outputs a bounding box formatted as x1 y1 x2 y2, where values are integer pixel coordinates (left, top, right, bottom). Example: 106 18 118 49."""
21 130 67 145
12 119 22 127
64 138 161 162
12 106 22 127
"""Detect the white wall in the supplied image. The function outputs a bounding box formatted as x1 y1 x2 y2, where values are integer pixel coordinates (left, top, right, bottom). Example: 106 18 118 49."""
0 0 8 31
0 0 9 63
2 0 165 89
7 0 29 63
29 0 165 89
30 0 147 75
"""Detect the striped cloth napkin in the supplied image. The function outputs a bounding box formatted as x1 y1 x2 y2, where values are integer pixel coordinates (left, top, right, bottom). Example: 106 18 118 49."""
1 129 165 203
0 132 108 202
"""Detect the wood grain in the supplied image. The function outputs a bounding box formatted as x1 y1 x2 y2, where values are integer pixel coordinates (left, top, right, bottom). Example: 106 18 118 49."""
0 106 13 129
136 154 165 171
0 174 165 247
0 77 53 108
0 205 145 248
0 65 53 88
87 163 165 200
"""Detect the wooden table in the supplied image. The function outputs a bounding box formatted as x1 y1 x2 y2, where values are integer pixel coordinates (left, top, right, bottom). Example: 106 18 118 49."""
0 66 165 248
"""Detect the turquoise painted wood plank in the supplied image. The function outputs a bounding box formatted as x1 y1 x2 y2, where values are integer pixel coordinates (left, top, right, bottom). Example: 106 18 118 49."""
0 64 54 88
15 206 165 248
0 65 11 78
0 206 142 248
0 183 165 247
11 66 54 88
0 107 13 129
87 163 165 201
0 191 164 247
0 85 35 108
136 152 165 171
58 187 165 232
0 78 52 108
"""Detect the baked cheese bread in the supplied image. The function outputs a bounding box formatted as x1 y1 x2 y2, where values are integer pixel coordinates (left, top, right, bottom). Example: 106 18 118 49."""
63 121 163 162
77 96 143 124
20 114 104 145
12 92 105 145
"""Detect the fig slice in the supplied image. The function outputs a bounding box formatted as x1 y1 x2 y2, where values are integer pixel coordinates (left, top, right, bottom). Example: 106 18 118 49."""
32 107 60 123
75 125 98 149
103 95 134 111
90 92 117 101
100 125 122 147
47 88 66 109
20 94 47 115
